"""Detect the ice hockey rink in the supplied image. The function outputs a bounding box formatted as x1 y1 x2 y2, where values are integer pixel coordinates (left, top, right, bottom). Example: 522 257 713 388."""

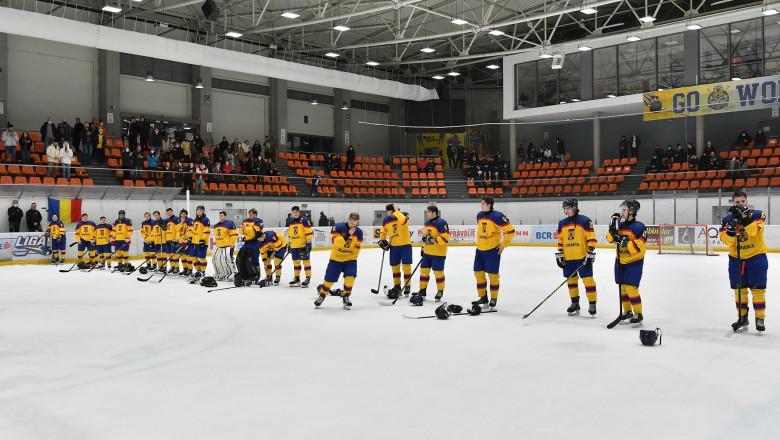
1 246 778 440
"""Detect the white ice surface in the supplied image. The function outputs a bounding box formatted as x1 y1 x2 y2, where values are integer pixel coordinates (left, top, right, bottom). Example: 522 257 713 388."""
1 247 779 440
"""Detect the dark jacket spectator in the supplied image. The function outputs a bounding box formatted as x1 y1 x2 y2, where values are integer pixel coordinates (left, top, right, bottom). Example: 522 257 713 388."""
318 212 329 227
121 147 133 169
72 118 85 151
161 162 174 187
629 134 640 158
19 131 33 164
311 171 321 196
456 144 465 168
555 137 565 161
736 130 753 149
674 144 686 163
193 135 205 157
151 129 163 152
26 203 42 232
618 136 628 158
8 200 23 232
40 118 59 146
58 121 72 143
755 129 767 147
346 145 356 170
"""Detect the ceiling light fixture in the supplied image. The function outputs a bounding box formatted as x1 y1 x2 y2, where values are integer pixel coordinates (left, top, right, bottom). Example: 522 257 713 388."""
432 75 445 80
420 47 436 53
581 7 597 14
486 64 500 70
365 61 379 66
488 29 505 36
325 52 339 58
578 43 593 51
626 35 641 42
571 98 581 102
311 99 319 106
102 4 122 13
639 15 656 23
334 25 350 32
731 77 742 81
447 71 460 77
451 18 468 25
281 11 300 19
194 79 204 89
341 102 349 110
225 31 243 38
606 94 617 98
686 23 702 30
763 8 779 16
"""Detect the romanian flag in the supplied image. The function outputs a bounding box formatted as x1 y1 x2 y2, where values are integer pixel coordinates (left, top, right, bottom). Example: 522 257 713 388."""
48 197 82 223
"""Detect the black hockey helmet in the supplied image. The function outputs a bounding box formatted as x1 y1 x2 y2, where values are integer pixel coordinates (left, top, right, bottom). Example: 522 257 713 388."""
410 294 424 306
639 328 662 346
620 199 640 216
200 276 218 288
562 198 579 214
435 303 451 320
446 304 463 314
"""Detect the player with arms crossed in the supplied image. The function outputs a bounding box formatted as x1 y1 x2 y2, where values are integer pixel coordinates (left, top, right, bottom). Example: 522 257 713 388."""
410 205 451 306
113 210 133 272
46 214 66 264
75 213 97 269
720 191 768 332
472 197 515 311
287 206 314 288
378 204 413 299
556 199 599 316
315 213 362 310
606 200 647 327
95 216 114 270
212 211 238 281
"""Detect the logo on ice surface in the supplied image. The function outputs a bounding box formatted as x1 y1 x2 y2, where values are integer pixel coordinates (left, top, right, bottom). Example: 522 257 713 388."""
13 235 50 257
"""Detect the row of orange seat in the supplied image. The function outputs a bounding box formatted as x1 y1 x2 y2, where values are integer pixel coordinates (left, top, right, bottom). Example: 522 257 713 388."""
306 178 400 188
516 160 594 171
513 167 591 179
0 176 93 186
511 183 619 196
467 187 505 196
719 147 780 159
121 179 297 194
516 175 626 187
0 164 87 178
641 177 780 191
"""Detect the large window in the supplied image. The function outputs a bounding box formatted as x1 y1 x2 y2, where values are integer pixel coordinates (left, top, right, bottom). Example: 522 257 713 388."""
559 52 582 102
700 24 730 83
618 39 657 95
765 20 780 75
537 60 559 106
731 18 763 80
594 46 618 98
657 33 685 89
515 62 537 109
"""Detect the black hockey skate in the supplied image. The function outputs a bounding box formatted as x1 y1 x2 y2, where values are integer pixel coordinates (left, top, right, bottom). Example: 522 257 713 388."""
314 294 326 308
342 295 352 310
618 310 634 325
732 316 749 332
289 277 301 287
403 285 411 297
567 302 581 316
409 294 424 306
588 302 597 316
488 298 497 310
301 277 311 288
387 285 401 300
435 290 444 302
756 318 765 332
471 296 489 307
630 313 643 328
273 276 281 286
158 266 167 274
171 267 179 275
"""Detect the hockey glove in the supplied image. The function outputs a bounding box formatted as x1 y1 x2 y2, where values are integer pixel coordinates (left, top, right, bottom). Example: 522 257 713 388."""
422 235 436 245
555 252 566 269
725 220 738 237
609 213 621 237
738 206 753 226
584 251 596 266
305 241 312 253
617 235 629 248
377 239 390 251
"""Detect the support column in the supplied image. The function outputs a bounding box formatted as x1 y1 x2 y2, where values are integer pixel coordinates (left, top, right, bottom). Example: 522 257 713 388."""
333 89 352 152
683 29 700 86
269 78 288 149
98 50 122 139
0 33 7 129
191 66 213 145
388 98 405 156
581 50 593 101
592 112 601 170
509 122 517 172
696 115 705 155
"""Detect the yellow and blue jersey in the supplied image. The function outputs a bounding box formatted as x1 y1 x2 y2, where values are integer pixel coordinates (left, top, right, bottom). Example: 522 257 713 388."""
422 217 451 257
75 220 97 241
330 223 362 262
47 220 65 240
288 216 314 249
720 210 767 259
214 220 239 248
260 230 287 253
241 217 264 242
95 223 114 245
476 210 515 251
113 218 133 241
192 215 211 245
140 219 154 243
380 210 411 247
151 219 165 245
164 215 178 242
557 214 597 261
177 217 193 242
606 220 647 264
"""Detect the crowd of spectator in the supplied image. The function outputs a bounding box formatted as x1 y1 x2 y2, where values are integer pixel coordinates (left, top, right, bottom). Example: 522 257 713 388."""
516 137 567 164
5 200 42 232
464 151 511 188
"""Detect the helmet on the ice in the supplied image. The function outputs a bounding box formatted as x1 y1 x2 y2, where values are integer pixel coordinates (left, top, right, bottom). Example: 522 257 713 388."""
639 328 662 346
435 303 451 320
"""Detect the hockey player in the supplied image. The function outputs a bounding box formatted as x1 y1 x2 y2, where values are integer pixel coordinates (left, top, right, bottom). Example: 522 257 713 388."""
606 199 647 327
163 208 180 274
46 214 66 264
140 212 155 271
151 211 165 272
177 209 194 276
212 211 238 281
720 191 768 332
314 213 362 309
556 199 598 316
287 206 314 287
189 205 211 280
378 204 412 299
411 205 451 306
113 210 133 272
94 216 114 269
240 208 264 276
259 230 288 285
75 213 97 269
472 197 515 311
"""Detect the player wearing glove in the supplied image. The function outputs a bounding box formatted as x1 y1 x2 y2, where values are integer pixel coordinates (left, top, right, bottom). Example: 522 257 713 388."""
606 200 647 327
75 213 97 269
259 230 287 285
140 212 155 271
190 205 211 280
113 209 133 271
556 199 599 316
719 191 768 332
47 214 66 264
287 206 314 287
212 211 239 281
314 213 362 309
177 209 194 276
472 197 515 310
95 216 114 270
410 205 451 306
379 204 413 299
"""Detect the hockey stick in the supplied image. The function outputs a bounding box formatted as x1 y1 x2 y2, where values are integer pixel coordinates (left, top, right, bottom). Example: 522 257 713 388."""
87 248 120 272
606 240 625 329
137 244 187 282
523 260 588 319
122 250 160 275
371 249 387 294
58 241 93 272
732 226 746 333
379 259 422 306
403 310 498 319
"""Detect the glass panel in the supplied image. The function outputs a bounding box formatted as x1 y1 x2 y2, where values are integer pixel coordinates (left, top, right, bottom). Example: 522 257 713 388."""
657 33 685 89
766 19 780 75
700 24 730 84
593 46 617 98
559 52 581 102
537 59 559 106
730 18 763 80
515 62 537 108
618 39 657 95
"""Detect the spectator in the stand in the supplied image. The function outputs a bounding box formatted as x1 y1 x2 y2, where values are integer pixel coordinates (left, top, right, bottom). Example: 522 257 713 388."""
41 117 58 148
665 144 674 161
687 152 698 171
182 163 194 191
727 156 739 177
647 155 663 173
674 144 686 163
192 134 205 158
263 136 277 161
211 161 222 183
194 161 207 194
346 145 356 171
82 125 94 166
516 144 525 163
2 124 19 163
736 129 753 149
251 140 262 158
72 118 84 152
318 211 329 227
710 151 724 170
527 143 537 163
737 156 749 178
8 199 23 232
133 146 144 180
556 137 566 162
543 146 553 162
686 142 695 158
703 140 716 157
17 131 32 165
94 127 105 164
181 137 192 159
59 141 74 179
629 134 640 158
171 143 184 162
653 144 664 159
755 128 767 148
128 117 140 149
618 136 628 159
139 116 149 148
147 148 159 170
417 156 429 172
151 128 163 152
456 143 465 169
216 137 230 159
46 141 60 177
222 159 233 183
174 161 184 187
26 202 42 232
161 162 173 187
121 146 133 172
447 137 457 168
311 170 321 196
58 120 72 144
